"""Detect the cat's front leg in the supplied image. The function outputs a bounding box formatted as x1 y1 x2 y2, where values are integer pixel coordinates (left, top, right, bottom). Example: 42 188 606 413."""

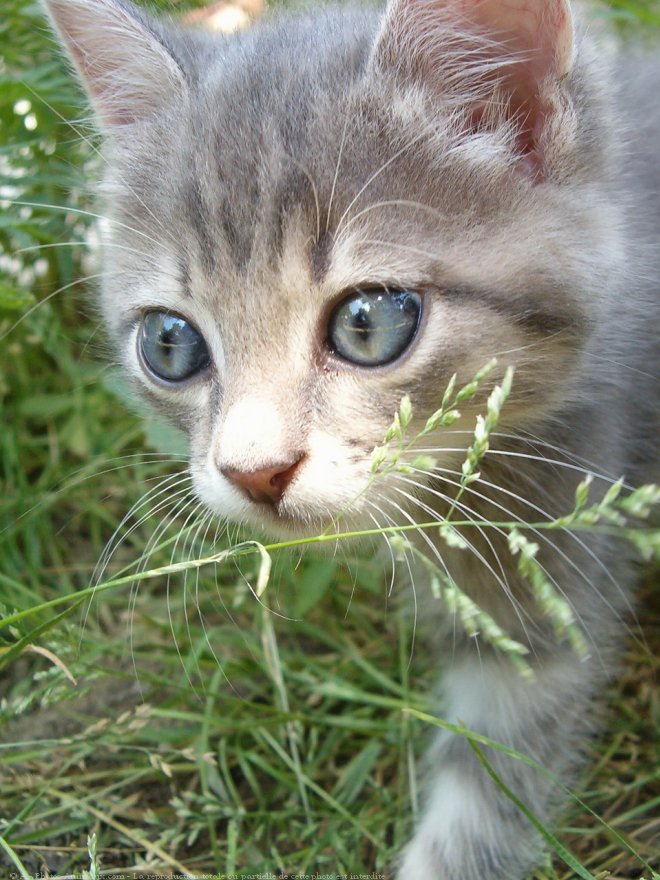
397 654 599 880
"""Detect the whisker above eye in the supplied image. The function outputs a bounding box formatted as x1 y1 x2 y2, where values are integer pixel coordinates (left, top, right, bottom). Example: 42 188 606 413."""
338 237 451 264
338 198 449 240
326 102 353 236
334 121 438 242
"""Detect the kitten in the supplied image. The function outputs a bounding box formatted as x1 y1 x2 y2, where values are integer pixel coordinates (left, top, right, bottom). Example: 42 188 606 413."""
43 0 659 877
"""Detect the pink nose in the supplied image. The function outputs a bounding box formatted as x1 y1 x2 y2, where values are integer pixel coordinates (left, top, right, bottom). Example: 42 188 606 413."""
221 455 304 504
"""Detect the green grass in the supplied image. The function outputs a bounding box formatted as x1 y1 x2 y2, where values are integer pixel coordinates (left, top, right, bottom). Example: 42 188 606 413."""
1 1 659 878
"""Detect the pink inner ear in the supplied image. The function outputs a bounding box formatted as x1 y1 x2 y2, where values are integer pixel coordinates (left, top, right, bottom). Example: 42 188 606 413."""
377 0 575 180
461 0 575 177
457 0 574 79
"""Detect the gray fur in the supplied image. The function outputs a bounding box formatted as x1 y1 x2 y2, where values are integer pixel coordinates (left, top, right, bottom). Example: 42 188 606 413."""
43 0 659 876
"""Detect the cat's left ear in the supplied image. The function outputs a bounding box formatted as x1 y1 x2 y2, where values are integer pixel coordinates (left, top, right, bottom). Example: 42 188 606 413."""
370 0 576 178
43 0 187 132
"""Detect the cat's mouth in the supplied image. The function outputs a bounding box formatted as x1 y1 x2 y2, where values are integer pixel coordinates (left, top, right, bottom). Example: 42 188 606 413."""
208 480 371 545
191 442 377 543
244 494 348 542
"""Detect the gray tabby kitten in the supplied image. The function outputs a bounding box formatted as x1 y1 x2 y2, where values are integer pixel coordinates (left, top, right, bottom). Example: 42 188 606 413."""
43 0 659 876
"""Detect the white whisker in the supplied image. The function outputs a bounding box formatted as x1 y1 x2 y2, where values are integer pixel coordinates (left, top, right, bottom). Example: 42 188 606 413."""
326 102 352 234
334 123 437 242
364 497 419 663
164 496 210 699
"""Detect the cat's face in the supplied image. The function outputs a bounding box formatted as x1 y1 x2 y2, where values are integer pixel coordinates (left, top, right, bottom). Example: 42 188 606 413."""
46 0 622 539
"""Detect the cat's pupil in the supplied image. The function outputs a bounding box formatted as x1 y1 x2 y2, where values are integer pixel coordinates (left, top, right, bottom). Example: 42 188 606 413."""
328 289 422 367
351 304 373 342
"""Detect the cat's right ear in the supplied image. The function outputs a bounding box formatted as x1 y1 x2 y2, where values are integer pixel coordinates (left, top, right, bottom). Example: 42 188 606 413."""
370 0 576 179
42 0 186 131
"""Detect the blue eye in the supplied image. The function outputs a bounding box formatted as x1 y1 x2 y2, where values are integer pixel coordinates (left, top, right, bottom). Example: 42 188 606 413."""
328 288 422 367
139 311 211 381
